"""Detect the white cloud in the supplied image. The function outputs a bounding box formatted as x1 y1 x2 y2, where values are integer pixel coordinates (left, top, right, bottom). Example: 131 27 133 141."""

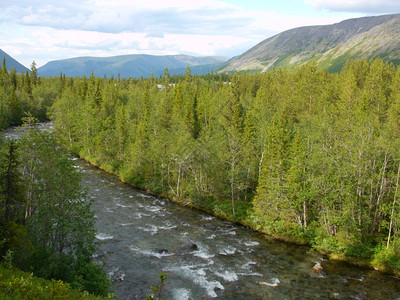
6 0 242 34
0 0 267 66
305 0 400 13
0 0 375 67
0 23 249 67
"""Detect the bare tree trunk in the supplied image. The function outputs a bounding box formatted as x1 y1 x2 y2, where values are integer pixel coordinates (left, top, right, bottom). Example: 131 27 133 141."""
176 163 181 197
258 147 265 176
161 160 164 193
303 198 307 229
387 163 400 249
303 165 307 229
86 115 91 155
373 152 388 230
231 160 236 217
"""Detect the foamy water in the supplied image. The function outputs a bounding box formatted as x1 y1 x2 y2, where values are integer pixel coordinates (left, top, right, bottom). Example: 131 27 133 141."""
96 233 114 240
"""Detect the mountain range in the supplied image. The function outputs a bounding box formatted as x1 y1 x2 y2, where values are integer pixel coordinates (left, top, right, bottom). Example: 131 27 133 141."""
37 54 229 78
2 13 400 77
219 13 400 73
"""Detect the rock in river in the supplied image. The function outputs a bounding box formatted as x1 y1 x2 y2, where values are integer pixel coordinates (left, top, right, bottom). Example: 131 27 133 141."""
177 243 198 254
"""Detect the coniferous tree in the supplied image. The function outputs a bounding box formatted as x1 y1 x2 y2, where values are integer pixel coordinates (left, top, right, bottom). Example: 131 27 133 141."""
30 61 38 86
0 140 25 226
253 109 291 229
286 130 310 229
42 59 400 267
218 78 244 217
241 109 258 201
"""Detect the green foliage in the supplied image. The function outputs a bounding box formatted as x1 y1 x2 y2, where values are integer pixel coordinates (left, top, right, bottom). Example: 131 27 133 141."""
0 130 111 297
309 230 343 254
146 273 168 300
74 260 111 297
18 130 96 256
326 52 356 73
372 244 400 275
0 66 57 128
2 222 33 268
2 250 13 269
0 265 107 300
0 140 25 226
44 59 400 273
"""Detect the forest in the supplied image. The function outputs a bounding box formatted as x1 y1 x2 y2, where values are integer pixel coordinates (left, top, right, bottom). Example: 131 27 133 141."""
1 57 400 280
0 59 111 297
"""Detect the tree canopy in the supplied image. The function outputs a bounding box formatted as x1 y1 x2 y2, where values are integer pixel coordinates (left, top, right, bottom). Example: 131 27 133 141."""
2 59 400 274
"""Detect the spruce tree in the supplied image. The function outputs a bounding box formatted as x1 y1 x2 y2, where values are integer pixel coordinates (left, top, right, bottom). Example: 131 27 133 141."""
0 140 25 226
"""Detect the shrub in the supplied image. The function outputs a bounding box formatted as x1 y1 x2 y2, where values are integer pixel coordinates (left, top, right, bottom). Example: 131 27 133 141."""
372 244 400 275
0 265 106 300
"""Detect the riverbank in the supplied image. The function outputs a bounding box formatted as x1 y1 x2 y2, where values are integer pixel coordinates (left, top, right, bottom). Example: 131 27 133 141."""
75 152 400 279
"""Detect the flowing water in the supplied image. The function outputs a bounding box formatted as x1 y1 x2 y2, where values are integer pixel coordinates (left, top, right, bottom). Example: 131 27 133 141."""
3 126 400 299
78 159 400 300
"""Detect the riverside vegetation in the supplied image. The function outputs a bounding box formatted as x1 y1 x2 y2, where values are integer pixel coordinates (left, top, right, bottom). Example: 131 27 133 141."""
0 60 112 297
1 57 400 289
0 127 113 298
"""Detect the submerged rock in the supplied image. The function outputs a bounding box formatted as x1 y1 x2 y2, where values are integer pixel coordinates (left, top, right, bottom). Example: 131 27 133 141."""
177 243 198 253
154 248 169 254
203 223 217 230
354 292 368 300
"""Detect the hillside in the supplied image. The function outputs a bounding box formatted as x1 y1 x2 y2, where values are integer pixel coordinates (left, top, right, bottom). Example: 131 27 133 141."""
0 49 29 73
38 54 229 78
219 13 400 73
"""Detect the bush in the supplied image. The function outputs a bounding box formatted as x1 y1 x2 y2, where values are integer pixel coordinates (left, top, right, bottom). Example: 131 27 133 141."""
2 222 34 269
0 265 105 300
372 244 400 275
73 257 111 297
28 249 111 297
309 226 343 254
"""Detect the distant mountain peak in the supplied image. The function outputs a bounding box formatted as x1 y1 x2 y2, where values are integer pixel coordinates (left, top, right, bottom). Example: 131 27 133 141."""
0 49 29 72
219 13 400 73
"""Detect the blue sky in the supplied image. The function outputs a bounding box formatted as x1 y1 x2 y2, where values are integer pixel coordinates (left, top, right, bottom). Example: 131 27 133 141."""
1 0 399 67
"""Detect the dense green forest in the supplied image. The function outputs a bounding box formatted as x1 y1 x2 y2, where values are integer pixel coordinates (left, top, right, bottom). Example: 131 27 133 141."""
0 59 111 297
1 57 400 275
0 129 112 297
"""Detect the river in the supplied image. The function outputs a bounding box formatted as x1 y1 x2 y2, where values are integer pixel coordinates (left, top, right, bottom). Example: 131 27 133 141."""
3 125 400 299
78 159 400 299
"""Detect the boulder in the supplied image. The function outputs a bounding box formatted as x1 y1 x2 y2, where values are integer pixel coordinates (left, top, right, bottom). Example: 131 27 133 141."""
311 262 326 277
312 262 323 273
154 248 169 254
177 243 198 253
203 223 217 230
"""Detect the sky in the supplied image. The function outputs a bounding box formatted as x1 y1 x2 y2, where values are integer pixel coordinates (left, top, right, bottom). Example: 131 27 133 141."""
1 0 400 68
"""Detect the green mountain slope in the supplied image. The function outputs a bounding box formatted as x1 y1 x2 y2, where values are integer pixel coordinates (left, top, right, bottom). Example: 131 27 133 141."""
0 49 29 73
38 54 229 78
219 13 400 73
